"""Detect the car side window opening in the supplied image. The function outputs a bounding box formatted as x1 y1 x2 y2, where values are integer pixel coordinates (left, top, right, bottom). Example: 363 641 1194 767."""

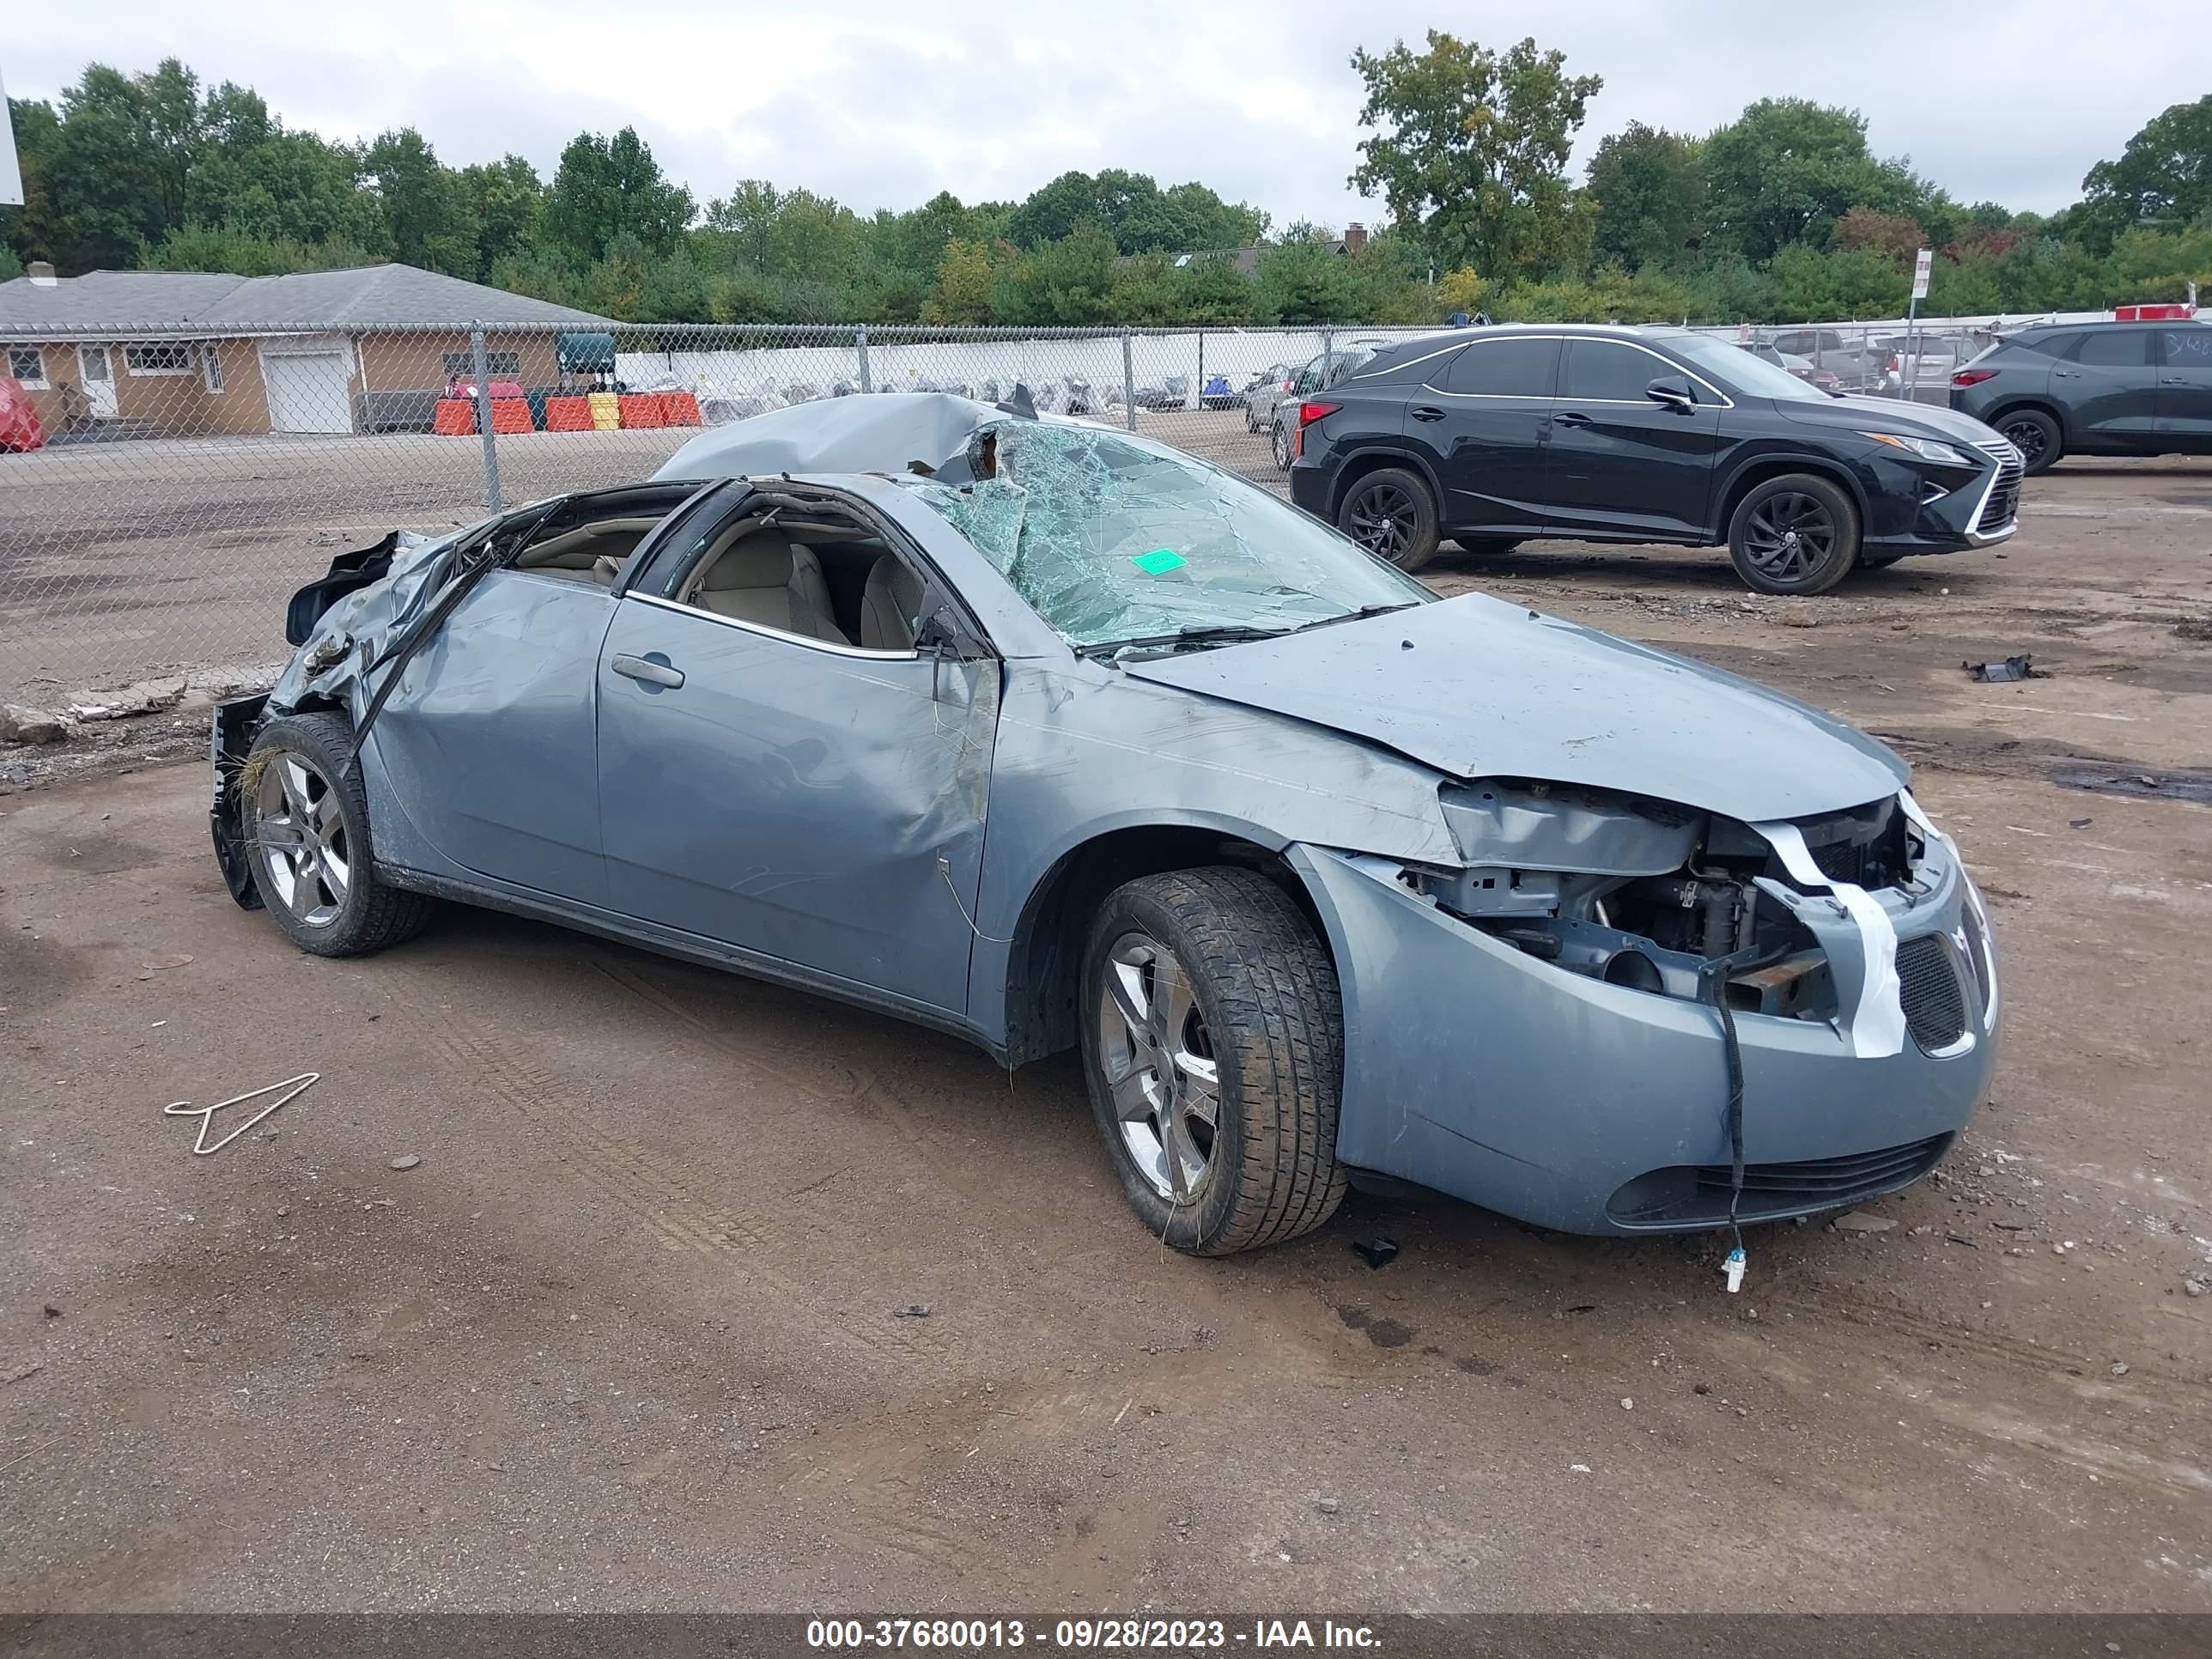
506 485 702 589
2071 330 2152 368
1438 337 1559 398
1561 340 1675 404
2160 328 2212 368
644 492 933 653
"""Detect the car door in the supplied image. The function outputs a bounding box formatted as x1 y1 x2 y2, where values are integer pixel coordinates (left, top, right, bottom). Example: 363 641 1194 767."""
2154 326 2212 451
2056 328 2159 442
1542 337 1723 541
1401 334 1559 532
595 491 998 1015
360 486 694 908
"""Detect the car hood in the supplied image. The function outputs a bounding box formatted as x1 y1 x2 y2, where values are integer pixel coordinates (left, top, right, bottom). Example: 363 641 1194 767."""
1774 393 2002 447
1120 592 1907 822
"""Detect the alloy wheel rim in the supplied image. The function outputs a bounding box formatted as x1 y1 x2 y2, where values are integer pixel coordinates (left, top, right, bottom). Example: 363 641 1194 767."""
1741 491 1836 582
2003 418 2046 464
1097 932 1219 1204
252 753 349 927
1273 423 1292 467
1347 483 1415 561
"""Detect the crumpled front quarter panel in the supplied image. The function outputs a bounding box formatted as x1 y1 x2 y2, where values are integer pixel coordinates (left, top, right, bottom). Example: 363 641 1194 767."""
965 662 1459 1049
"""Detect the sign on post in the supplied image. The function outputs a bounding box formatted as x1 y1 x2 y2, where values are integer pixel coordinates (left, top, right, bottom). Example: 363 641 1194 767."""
1911 248 1933 301
0 70 25 209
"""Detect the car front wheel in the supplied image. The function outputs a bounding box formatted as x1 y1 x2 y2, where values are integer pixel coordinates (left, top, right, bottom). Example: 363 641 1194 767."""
242 711 436 957
1336 467 1441 574
1080 867 1347 1256
1726 473 1860 595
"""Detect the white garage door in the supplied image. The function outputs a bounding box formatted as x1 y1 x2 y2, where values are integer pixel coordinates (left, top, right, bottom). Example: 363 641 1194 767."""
263 350 353 433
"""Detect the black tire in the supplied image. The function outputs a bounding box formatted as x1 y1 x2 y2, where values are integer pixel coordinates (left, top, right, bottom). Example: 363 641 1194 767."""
241 711 436 957
1996 407 2061 475
1079 866 1347 1256
1270 417 1294 471
1454 536 1522 556
1336 466 1442 574
1726 472 1860 595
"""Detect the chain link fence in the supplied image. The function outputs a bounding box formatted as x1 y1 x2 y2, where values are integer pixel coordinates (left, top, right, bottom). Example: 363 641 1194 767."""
0 315 2021 706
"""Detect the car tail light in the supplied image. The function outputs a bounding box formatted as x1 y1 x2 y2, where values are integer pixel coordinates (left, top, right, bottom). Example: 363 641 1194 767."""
1292 400 1340 461
1952 368 1997 387
1887 355 1902 374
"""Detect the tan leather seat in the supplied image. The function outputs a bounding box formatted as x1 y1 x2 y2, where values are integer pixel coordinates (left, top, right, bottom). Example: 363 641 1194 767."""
858 555 927 651
690 529 846 643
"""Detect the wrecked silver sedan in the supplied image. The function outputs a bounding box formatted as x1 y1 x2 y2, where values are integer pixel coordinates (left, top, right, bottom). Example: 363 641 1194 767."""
212 394 1999 1256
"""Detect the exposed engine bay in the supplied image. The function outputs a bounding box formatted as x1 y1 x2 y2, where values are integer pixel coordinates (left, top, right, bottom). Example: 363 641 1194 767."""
1406 781 1937 1042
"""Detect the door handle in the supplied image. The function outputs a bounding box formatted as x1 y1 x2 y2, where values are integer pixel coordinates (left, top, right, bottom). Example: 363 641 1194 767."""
2162 376 2191 386
611 653 684 690
2053 369 2082 378
1553 410 1594 427
1410 405 1446 422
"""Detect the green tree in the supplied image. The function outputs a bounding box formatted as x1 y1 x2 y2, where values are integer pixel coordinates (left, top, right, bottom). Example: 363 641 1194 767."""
185 125 379 250
1104 253 1189 324
1586 122 1704 270
1702 99 1918 263
1253 239 1364 321
920 236 1004 324
1178 254 1255 324
364 128 475 275
459 155 543 283
1347 31 1602 283
994 222 1118 323
2075 95 2212 253
1831 205 1924 264
544 127 692 263
44 64 182 265
2 98 67 267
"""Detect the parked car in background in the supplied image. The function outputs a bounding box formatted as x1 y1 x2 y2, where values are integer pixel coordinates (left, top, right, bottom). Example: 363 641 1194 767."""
1949 319 2212 473
1764 326 1883 391
1271 340 1393 470
1241 365 1294 432
1287 324 2021 592
1878 337 1969 402
1739 340 1843 396
216 393 1998 1254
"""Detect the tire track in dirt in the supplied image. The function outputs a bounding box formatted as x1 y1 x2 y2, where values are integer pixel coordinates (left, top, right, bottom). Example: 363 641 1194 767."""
426 1012 957 1376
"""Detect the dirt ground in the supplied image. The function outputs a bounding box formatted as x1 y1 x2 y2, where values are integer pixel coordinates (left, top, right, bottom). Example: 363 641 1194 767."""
2 449 2209 1613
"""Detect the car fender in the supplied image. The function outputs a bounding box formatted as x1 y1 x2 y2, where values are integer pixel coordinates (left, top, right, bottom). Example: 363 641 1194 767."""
1320 443 1447 520
1709 443 1876 539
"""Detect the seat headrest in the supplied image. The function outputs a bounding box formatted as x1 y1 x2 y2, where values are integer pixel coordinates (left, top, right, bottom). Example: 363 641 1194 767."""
702 529 798 591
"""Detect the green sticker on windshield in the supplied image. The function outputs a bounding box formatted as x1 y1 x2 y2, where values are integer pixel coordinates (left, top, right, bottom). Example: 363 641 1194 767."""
1132 548 1187 575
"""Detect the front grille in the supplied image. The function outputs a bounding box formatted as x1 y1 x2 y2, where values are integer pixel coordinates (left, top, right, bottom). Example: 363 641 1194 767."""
1897 933 1969 1053
1607 1133 1955 1226
1695 1133 1954 1201
1973 438 2023 532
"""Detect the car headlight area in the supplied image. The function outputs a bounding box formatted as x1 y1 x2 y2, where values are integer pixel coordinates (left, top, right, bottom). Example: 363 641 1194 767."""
1289 782 2000 1236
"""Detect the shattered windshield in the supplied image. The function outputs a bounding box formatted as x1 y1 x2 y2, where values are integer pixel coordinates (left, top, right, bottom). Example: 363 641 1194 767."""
900 422 1431 652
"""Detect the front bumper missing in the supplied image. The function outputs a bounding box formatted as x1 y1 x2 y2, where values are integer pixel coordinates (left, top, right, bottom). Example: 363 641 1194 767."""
210 693 270 910
1291 842 1997 1236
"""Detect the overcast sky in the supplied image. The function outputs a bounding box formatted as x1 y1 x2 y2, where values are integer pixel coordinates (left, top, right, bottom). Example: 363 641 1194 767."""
9 1 2203 228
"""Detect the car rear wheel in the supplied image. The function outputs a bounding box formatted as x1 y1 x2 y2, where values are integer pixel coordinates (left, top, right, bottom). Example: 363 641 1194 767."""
1454 536 1522 556
1727 474 1859 595
1997 408 2061 475
242 711 436 957
1270 418 1293 471
1080 867 1347 1256
1337 467 1441 574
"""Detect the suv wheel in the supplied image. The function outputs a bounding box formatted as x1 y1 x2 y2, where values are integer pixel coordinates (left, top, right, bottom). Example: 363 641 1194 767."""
1337 467 1441 574
1997 408 2060 476
1726 474 1860 595
1270 417 1294 471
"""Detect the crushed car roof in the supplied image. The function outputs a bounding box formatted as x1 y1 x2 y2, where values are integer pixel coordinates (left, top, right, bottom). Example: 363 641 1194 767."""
653 392 1008 482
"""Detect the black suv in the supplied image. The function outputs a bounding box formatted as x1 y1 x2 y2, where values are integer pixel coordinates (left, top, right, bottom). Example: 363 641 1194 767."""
1286 324 2021 593
1948 319 2212 475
